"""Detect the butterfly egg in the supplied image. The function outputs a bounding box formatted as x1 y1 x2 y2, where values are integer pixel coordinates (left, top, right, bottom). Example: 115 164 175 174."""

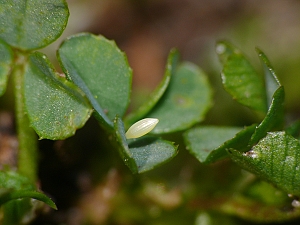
125 118 159 139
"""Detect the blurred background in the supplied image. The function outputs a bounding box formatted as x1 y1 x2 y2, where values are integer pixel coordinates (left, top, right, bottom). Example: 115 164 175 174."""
7 0 300 224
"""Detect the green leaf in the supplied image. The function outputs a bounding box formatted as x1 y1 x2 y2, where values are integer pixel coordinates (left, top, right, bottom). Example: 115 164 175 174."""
2 198 33 225
184 124 256 164
0 0 69 50
0 190 57 210
124 49 179 128
215 41 238 64
0 170 34 190
128 137 178 173
228 131 300 197
114 117 137 172
0 39 13 96
58 33 132 130
24 52 92 140
249 86 285 145
0 170 56 209
216 41 267 113
184 126 241 163
256 48 281 105
114 117 178 173
146 62 212 134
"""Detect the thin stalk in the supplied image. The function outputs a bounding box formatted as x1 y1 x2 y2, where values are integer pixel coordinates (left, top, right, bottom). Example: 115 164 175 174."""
13 53 38 183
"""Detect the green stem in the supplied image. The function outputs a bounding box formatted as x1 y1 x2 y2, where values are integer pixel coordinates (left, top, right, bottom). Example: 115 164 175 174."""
13 53 38 183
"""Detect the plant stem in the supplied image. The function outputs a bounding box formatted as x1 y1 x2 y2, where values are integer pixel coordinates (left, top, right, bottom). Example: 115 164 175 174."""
13 53 38 183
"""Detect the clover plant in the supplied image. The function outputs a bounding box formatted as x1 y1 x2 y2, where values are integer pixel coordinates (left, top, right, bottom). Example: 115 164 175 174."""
1 0 300 224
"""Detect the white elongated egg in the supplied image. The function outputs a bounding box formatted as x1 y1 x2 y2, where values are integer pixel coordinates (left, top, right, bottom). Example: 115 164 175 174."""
125 118 159 139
